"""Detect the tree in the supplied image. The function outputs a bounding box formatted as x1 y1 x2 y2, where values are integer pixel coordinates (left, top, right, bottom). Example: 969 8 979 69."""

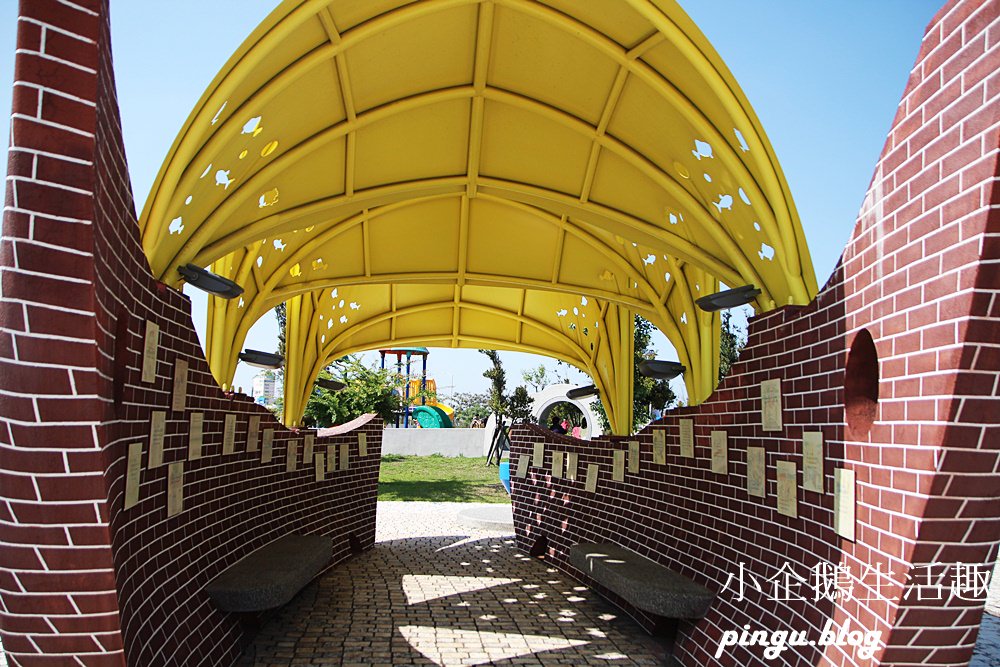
445 392 491 427
479 349 510 465
273 303 287 358
272 304 288 393
547 401 585 429
552 360 576 384
719 310 747 382
269 396 283 421
301 356 402 427
521 364 552 392
632 316 677 426
508 386 534 424
593 315 677 432
479 349 508 420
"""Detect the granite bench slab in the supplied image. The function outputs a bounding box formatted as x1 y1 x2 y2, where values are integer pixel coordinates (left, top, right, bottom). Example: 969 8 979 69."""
204 534 332 612
569 542 714 619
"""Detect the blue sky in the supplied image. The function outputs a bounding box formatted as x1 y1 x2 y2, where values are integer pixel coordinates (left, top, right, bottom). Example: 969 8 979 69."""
0 1 942 398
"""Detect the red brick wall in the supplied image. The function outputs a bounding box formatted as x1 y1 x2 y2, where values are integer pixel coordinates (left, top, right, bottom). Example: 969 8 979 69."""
510 1 1000 666
0 2 383 666
0 1 124 664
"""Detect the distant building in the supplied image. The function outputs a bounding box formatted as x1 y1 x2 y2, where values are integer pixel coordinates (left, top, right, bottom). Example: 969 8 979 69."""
252 371 277 405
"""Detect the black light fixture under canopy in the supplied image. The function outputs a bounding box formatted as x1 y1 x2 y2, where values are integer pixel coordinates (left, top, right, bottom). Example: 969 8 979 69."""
238 349 283 370
566 385 599 400
315 378 346 392
695 284 761 312
637 359 686 380
177 263 244 299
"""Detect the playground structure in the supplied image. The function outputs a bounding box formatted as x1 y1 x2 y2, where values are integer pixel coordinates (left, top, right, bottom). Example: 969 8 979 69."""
378 347 455 428
408 379 456 428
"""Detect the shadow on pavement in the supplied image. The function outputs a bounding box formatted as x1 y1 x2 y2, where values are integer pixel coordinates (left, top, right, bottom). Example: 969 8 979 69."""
239 533 670 666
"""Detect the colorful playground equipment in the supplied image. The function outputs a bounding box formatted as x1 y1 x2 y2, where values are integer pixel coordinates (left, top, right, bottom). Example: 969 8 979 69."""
408 378 455 428
378 347 455 428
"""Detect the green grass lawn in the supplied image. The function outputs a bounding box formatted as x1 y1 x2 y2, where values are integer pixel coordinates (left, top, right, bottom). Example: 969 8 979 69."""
378 454 511 504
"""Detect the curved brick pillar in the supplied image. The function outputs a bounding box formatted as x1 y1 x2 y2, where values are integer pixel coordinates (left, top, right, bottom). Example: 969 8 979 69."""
865 0 1000 662
509 1 999 666
0 1 127 665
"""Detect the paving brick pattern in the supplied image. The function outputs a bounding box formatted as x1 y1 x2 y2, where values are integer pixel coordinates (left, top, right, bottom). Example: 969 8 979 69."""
972 616 1000 667
975 564 1000 667
240 502 670 666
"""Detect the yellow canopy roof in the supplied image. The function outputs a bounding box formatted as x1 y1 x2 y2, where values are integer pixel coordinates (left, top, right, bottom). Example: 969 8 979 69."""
139 0 817 433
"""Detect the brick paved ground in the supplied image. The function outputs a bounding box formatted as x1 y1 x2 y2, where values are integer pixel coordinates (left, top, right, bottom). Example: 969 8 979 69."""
972 615 1000 667
239 502 671 666
972 560 1000 667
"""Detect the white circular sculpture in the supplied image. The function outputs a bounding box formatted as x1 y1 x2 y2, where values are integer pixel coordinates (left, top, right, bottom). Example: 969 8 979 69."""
483 383 604 454
531 384 604 440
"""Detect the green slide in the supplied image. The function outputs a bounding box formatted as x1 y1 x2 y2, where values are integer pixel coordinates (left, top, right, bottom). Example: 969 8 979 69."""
411 405 453 428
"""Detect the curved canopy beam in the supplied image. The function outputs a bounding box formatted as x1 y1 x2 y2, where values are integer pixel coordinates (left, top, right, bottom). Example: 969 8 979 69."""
140 0 818 433
278 285 635 432
153 86 790 305
207 194 719 409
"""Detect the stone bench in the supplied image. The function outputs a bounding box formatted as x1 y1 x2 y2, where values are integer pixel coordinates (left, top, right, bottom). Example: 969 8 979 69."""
569 542 714 620
204 534 332 612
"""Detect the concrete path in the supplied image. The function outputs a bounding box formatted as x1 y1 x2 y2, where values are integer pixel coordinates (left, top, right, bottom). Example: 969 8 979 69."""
240 501 669 666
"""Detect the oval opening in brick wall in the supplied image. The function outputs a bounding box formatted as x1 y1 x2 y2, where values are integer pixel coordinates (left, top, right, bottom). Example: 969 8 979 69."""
845 328 879 438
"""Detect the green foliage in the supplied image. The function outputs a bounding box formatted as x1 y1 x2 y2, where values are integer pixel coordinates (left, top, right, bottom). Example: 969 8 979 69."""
410 383 437 406
593 315 677 432
445 392 491 427
273 303 287 358
302 356 402 427
719 310 747 382
549 401 585 427
508 385 534 423
634 316 677 425
479 349 508 419
272 304 288 391
521 364 552 392
269 396 283 421
591 400 610 432
552 360 577 384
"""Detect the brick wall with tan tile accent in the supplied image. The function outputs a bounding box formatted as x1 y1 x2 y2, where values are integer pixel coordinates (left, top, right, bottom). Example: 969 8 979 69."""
0 2 382 666
510 1 999 666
